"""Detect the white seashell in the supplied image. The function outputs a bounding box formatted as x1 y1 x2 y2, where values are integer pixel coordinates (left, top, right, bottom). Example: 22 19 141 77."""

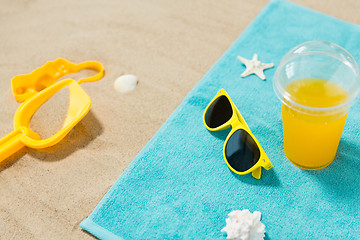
114 74 138 93
221 209 265 240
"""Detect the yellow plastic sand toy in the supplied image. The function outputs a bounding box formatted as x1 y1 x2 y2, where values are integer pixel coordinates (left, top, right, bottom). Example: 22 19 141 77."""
0 58 104 163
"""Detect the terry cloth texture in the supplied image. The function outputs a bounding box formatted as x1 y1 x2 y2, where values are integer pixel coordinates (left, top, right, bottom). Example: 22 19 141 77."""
81 0 360 239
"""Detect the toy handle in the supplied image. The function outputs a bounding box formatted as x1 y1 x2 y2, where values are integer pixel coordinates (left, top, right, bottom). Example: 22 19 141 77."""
76 61 105 84
0 130 25 163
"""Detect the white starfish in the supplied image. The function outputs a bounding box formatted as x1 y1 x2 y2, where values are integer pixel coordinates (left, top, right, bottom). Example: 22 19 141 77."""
237 54 274 80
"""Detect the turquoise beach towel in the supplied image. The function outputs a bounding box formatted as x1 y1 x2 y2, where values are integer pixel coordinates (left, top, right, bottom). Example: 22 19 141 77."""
81 0 360 239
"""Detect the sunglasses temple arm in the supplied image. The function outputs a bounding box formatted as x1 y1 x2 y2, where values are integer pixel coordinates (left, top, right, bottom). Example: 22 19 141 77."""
0 130 25 164
251 167 261 179
264 160 273 170
252 158 273 179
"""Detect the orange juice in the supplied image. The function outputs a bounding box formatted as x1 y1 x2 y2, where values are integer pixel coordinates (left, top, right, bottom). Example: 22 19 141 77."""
282 78 349 169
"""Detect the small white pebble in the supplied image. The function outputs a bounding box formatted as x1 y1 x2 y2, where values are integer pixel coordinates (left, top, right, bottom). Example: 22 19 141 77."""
114 74 138 93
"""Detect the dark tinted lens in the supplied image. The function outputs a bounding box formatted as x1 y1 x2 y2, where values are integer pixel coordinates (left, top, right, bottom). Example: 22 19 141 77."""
205 95 233 128
225 129 260 172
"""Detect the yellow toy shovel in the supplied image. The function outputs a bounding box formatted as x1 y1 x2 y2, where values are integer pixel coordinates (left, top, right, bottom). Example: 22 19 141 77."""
0 58 104 163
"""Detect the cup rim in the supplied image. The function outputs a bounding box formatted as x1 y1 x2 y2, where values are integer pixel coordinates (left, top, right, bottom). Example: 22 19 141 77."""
273 40 360 114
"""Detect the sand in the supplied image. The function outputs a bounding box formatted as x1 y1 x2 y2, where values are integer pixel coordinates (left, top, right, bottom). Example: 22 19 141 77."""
1 0 360 239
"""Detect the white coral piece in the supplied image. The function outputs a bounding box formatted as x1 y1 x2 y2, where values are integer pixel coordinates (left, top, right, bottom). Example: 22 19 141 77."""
221 209 265 240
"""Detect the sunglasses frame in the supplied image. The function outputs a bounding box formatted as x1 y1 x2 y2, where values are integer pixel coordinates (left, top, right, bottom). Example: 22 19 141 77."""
203 89 273 179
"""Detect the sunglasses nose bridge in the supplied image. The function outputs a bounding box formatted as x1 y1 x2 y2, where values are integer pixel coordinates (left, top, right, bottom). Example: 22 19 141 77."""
229 115 241 128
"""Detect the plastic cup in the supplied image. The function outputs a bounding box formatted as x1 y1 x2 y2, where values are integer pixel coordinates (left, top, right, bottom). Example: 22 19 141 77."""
273 40 360 170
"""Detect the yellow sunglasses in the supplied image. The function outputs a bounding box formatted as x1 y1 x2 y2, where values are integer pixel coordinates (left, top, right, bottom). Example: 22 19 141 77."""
203 89 273 179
